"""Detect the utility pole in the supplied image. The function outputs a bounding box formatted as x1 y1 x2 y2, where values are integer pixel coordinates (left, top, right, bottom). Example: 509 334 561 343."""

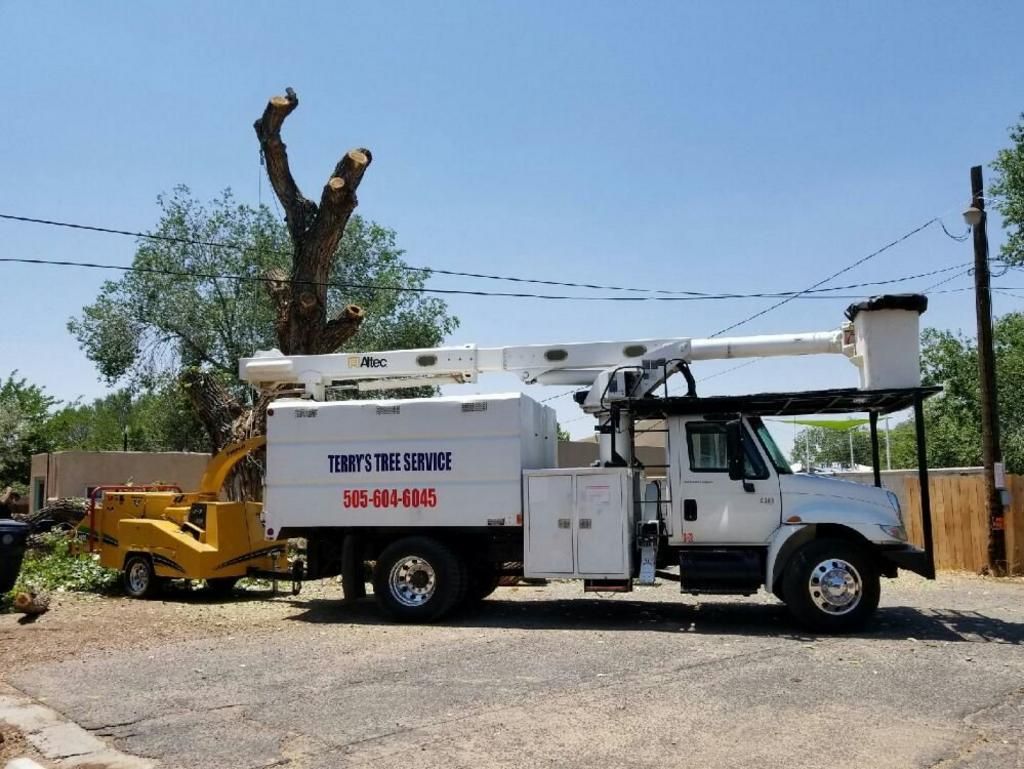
968 165 1007 575
884 416 892 471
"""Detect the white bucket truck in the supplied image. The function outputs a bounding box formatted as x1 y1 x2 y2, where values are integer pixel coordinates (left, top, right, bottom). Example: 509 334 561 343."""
241 294 936 631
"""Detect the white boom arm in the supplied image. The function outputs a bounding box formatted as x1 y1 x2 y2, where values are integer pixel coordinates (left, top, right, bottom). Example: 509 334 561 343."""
240 328 848 400
239 295 926 402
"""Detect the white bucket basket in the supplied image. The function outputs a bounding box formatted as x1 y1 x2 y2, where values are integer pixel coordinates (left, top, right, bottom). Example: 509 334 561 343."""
848 295 928 390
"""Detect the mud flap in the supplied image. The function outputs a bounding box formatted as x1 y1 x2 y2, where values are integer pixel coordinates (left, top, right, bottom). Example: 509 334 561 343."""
341 533 366 602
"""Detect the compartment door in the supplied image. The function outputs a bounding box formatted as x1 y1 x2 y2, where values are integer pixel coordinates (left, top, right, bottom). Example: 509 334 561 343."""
575 474 627 576
525 474 574 575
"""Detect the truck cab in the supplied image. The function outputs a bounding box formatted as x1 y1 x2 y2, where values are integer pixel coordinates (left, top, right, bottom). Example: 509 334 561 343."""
623 386 935 631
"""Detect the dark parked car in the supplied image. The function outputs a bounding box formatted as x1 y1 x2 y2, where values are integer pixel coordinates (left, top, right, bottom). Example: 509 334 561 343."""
0 519 29 593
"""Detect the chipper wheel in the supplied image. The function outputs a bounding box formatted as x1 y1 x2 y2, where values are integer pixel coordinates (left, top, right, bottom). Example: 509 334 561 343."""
123 554 165 599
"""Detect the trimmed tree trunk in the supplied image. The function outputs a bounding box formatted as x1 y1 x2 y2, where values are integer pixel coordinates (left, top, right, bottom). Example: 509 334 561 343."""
185 88 372 498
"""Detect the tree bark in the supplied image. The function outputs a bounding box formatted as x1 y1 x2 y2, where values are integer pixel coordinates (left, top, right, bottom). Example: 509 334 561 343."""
186 88 373 499
14 590 50 616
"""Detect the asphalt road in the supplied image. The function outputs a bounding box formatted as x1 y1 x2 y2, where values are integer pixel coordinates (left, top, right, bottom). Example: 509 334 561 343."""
8 575 1024 769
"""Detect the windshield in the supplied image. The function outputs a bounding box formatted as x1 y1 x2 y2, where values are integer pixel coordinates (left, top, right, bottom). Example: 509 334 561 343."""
749 417 792 474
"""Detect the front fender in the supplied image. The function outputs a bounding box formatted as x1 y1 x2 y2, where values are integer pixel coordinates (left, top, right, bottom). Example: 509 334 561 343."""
764 520 905 592
765 525 812 591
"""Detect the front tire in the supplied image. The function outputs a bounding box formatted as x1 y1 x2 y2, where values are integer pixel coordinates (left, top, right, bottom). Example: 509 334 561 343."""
373 537 465 623
123 555 164 599
781 538 880 633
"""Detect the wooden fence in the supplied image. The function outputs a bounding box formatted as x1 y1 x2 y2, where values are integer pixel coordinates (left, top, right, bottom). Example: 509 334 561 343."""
903 473 1024 574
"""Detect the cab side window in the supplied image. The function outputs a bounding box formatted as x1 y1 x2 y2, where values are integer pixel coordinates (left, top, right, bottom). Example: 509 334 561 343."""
686 422 769 479
687 423 729 471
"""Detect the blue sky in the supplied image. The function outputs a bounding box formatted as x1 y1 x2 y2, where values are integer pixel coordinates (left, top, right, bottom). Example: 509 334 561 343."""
2 2 1023 454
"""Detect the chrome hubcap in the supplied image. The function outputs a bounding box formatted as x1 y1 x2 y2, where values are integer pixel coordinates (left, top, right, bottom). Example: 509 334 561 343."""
388 556 437 607
808 558 862 615
128 561 150 593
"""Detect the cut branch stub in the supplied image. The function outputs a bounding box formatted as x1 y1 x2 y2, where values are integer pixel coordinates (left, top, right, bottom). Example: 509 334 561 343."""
331 148 372 189
255 88 298 138
319 304 366 354
306 148 374 284
254 87 316 240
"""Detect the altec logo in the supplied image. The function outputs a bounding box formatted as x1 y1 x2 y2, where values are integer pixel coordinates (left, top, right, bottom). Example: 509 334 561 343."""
348 355 388 369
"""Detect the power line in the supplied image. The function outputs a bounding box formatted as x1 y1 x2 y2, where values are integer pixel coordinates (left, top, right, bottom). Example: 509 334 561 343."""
0 211 971 300
700 358 762 381
0 255 962 304
502 263 968 404
688 280 999 385
921 267 972 293
0 211 794 297
708 217 939 337
0 207 968 412
993 288 1024 301
939 219 971 242
676 215 947 389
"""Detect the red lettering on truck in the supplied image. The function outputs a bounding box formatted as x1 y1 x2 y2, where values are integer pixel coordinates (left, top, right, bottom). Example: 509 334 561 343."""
342 488 438 509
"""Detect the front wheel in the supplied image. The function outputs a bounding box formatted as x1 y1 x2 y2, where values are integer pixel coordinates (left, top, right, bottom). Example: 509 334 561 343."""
373 537 465 623
123 554 164 599
781 538 880 633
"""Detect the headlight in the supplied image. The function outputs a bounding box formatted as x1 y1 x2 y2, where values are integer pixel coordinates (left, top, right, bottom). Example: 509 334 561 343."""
879 524 908 542
886 490 902 519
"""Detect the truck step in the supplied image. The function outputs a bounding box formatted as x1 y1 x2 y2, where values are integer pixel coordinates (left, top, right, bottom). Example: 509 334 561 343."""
583 579 632 593
679 549 763 596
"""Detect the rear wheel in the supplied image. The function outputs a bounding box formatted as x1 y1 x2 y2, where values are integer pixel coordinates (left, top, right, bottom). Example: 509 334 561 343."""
123 555 164 599
373 537 465 623
781 538 880 633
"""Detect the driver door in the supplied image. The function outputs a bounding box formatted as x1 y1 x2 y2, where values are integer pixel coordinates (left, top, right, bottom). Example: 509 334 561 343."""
667 418 781 545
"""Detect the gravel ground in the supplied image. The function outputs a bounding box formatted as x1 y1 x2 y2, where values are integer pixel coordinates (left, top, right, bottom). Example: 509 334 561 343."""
0 719 46 766
2 573 1023 769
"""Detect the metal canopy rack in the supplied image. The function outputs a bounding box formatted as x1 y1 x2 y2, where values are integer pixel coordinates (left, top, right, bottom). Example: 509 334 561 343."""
618 385 941 580
624 386 941 420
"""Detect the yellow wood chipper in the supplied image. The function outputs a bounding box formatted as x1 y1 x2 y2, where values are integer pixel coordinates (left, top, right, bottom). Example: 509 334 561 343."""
85 436 294 597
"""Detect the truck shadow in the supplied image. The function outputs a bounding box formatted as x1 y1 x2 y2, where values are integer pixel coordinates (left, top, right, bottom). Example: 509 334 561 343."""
285 596 1024 644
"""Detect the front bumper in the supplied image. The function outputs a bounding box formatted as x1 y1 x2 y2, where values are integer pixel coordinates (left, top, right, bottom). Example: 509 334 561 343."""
879 545 935 580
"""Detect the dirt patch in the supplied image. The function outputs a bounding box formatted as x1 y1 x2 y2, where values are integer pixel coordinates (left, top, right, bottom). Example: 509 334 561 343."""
0 721 47 766
0 580 342 672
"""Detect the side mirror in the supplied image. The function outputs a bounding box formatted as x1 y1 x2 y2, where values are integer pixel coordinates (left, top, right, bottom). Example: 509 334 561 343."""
726 420 744 481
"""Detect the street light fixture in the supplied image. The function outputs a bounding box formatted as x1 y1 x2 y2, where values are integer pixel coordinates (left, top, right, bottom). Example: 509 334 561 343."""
963 206 984 227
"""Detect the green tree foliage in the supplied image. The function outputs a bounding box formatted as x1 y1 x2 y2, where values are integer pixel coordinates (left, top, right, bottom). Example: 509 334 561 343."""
68 187 459 441
0 373 58 491
47 384 206 453
991 113 1024 265
790 420 922 471
789 425 872 469
69 188 289 388
915 314 1024 474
